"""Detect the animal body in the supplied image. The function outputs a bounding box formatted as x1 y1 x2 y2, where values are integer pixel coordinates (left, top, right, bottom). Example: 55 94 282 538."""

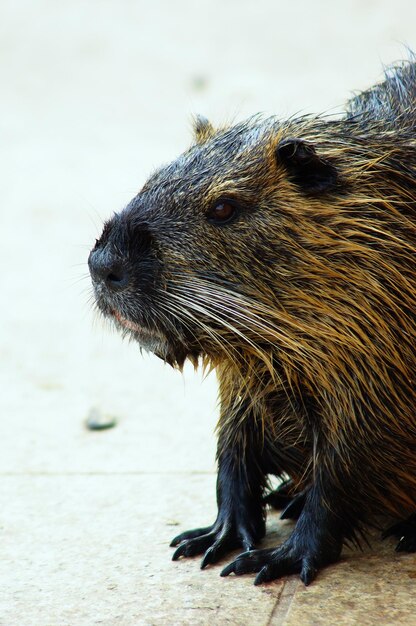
89 59 416 585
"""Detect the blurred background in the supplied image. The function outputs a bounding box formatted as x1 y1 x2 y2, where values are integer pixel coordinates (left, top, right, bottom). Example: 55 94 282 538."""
1 1 416 624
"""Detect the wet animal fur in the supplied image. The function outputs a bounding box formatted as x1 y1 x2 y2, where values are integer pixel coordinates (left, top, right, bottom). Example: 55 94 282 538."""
89 58 416 583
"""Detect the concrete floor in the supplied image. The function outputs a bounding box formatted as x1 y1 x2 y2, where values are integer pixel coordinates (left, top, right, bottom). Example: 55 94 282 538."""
1 1 416 624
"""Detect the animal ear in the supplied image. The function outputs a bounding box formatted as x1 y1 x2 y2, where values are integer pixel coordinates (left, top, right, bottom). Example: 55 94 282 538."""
193 114 215 143
276 138 338 194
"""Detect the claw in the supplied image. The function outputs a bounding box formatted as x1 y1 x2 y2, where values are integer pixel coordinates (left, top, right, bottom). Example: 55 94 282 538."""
172 542 187 561
170 538 180 547
383 514 416 553
300 560 317 586
170 526 212 547
220 562 236 577
201 546 216 569
382 521 404 540
395 537 407 552
254 565 272 585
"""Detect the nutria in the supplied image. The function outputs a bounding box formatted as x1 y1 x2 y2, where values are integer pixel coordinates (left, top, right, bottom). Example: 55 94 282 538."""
88 58 416 585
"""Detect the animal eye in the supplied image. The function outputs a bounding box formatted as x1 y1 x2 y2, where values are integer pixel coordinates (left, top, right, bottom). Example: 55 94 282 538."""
207 201 237 225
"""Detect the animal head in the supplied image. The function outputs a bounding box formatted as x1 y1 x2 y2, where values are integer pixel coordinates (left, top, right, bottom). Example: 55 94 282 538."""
88 116 339 368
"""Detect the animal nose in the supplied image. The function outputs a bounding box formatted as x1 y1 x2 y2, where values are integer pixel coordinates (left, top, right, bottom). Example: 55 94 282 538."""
88 248 129 292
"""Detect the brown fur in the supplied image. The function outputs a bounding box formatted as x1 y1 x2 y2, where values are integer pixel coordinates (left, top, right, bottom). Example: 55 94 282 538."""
187 112 416 519
90 58 416 582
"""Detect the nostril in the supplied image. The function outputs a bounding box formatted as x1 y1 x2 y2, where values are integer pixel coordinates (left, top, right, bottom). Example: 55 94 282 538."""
106 268 129 289
107 271 123 283
89 249 129 291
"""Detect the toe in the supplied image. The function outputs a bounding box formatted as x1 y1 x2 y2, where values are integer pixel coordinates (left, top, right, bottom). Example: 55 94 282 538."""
172 533 214 560
220 561 236 577
300 559 318 586
221 549 273 577
254 564 274 585
201 544 223 569
170 526 212 547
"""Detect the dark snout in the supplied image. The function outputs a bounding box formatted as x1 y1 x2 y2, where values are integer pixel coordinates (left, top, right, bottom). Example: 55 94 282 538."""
88 247 129 292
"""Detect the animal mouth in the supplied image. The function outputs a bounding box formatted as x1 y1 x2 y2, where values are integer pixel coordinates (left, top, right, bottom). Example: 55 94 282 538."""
112 310 144 333
109 306 192 367
110 308 167 346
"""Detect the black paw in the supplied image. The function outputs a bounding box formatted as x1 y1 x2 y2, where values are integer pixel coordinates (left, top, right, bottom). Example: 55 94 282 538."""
382 513 416 552
221 546 315 586
170 516 265 569
221 528 341 586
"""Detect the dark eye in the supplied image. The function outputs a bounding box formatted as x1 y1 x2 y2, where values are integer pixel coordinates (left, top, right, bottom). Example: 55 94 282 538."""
207 201 237 225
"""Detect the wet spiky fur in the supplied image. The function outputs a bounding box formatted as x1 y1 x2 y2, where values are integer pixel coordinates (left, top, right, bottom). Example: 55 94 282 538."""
89 58 416 584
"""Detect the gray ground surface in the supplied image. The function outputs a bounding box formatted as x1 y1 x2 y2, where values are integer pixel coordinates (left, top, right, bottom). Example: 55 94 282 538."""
1 1 416 624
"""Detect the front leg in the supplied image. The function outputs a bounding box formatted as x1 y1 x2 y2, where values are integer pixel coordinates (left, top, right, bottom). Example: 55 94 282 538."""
222 472 347 585
171 400 267 568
